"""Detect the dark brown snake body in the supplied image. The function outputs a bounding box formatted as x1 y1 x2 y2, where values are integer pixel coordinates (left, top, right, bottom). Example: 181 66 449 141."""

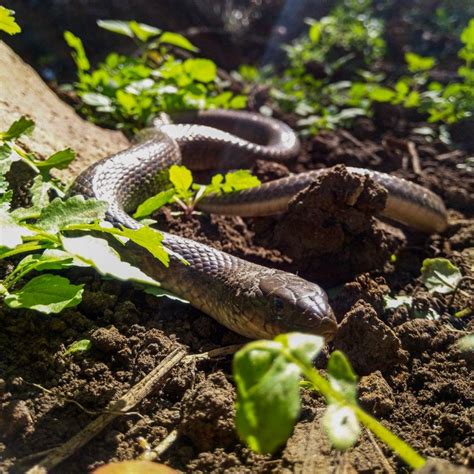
70 110 448 340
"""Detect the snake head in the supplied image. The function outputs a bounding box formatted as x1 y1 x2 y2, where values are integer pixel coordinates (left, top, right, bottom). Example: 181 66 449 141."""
256 272 338 341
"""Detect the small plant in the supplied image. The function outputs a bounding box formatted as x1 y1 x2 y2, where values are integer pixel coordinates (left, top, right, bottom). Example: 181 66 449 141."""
134 165 260 218
65 20 247 133
384 258 472 319
0 117 177 315
233 332 426 469
0 5 21 35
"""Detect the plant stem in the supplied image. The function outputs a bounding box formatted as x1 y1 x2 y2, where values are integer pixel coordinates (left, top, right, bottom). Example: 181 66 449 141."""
284 350 426 470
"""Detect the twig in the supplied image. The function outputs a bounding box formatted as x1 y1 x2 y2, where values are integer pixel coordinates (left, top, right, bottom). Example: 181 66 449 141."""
406 141 422 175
339 130 382 165
366 428 396 473
24 344 241 472
436 150 464 161
26 348 187 473
185 343 243 362
139 429 180 461
27 383 143 418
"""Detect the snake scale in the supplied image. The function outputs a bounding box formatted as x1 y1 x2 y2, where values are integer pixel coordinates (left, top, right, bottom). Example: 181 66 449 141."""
70 110 448 341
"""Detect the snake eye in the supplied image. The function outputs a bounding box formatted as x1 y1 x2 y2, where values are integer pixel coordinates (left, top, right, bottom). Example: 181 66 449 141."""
272 297 284 311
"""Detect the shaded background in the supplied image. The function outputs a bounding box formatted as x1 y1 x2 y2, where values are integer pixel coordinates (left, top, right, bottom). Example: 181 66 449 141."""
2 0 473 82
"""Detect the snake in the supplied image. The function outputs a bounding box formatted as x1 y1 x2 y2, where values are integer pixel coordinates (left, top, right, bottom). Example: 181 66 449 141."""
70 110 448 341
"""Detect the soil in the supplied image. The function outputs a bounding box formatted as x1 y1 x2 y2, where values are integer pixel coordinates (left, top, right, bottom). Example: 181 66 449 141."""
0 106 472 473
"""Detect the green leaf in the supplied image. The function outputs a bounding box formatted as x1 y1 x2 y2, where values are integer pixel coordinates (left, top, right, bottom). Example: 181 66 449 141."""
383 295 413 310
275 332 324 366
4 274 84 314
456 334 474 352
0 6 21 35
64 31 90 72
0 209 34 248
233 341 301 454
326 350 357 403
61 235 161 286
420 258 462 294
97 19 133 37
322 405 361 450
36 196 108 233
460 19 474 48
169 165 193 196
34 148 76 171
129 21 161 42
218 170 260 194
143 285 189 303
405 52 435 73
183 58 217 83
81 93 113 107
119 226 170 267
134 188 176 218
159 32 198 52
64 339 92 356
309 22 322 43
0 116 34 141
369 86 396 102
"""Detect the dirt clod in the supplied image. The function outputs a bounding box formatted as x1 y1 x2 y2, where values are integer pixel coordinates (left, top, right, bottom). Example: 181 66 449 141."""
358 371 395 416
333 302 408 375
180 372 236 451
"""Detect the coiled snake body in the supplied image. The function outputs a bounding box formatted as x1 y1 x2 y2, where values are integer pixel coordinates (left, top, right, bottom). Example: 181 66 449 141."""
71 110 448 341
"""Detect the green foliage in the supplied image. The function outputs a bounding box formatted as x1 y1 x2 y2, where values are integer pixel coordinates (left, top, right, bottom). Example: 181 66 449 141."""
63 339 92 356
134 165 260 218
420 258 462 294
0 117 177 315
0 6 21 35
233 333 426 469
65 22 246 132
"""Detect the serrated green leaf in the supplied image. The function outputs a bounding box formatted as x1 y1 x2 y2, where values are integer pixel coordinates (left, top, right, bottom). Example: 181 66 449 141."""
0 209 34 248
420 258 462 294
322 405 361 450
234 341 301 454
159 32 198 52
64 31 90 72
119 226 170 267
183 58 217 83
0 6 21 35
36 196 108 233
134 188 176 218
0 116 34 141
61 235 161 286
309 22 322 43
64 339 92 356
34 148 76 171
4 274 84 314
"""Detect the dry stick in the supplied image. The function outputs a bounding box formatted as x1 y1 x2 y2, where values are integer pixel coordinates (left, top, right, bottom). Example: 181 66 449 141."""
25 344 241 473
26 348 187 474
406 141 423 175
366 428 396 474
339 129 383 164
